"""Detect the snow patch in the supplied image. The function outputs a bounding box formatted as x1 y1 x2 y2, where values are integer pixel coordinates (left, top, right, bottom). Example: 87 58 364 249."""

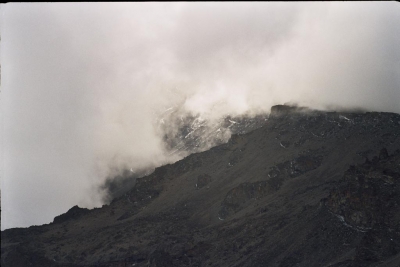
339 115 350 121
330 211 371 233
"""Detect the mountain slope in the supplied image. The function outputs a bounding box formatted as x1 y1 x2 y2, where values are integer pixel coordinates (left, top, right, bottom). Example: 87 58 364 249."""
101 110 268 201
2 105 400 267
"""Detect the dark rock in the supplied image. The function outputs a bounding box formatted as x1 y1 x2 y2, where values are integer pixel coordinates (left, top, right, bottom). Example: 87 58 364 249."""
326 151 400 265
270 104 308 117
219 180 280 219
53 205 90 224
326 151 400 231
379 147 389 160
148 250 173 267
196 174 212 189
268 151 323 179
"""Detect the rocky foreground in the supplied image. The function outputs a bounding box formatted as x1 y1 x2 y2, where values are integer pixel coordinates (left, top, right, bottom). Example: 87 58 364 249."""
2 105 400 267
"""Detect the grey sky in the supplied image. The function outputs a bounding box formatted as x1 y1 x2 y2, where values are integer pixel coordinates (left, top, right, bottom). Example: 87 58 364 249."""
1 2 399 230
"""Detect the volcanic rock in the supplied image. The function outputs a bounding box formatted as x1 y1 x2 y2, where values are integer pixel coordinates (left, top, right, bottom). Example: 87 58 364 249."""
2 105 400 267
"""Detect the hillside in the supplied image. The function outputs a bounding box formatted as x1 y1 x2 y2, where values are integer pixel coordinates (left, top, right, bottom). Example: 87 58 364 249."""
2 105 400 267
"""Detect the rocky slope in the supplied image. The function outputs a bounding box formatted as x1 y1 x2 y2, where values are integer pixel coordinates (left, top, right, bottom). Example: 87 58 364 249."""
100 109 268 201
2 105 400 267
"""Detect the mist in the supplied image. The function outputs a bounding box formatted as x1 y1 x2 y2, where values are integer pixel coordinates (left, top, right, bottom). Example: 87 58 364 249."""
1 2 399 230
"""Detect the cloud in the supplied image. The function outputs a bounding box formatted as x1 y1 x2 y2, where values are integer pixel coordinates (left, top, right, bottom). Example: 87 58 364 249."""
1 2 399 229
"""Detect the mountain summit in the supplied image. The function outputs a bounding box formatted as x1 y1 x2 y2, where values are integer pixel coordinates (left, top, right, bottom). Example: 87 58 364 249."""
2 105 400 267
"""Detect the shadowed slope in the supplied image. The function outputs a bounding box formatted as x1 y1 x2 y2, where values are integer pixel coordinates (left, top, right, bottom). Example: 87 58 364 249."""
2 105 400 267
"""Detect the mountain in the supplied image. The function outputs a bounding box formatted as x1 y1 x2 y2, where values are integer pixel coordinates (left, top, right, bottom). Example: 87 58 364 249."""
2 105 400 267
101 108 268 201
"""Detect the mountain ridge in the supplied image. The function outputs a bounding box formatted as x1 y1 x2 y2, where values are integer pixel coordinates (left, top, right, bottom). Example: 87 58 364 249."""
2 105 400 267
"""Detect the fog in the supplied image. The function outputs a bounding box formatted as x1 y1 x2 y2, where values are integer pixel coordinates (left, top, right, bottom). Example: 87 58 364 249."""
1 2 399 230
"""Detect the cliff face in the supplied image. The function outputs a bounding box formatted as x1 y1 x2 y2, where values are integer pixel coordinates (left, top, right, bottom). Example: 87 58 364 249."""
2 105 400 267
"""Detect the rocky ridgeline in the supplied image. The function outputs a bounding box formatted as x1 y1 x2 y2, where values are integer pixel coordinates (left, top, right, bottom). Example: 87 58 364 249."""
2 105 400 267
270 105 400 146
158 107 269 156
101 110 268 200
103 105 400 202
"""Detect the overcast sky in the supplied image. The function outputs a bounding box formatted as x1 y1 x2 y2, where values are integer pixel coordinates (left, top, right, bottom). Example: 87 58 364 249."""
1 2 399 230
